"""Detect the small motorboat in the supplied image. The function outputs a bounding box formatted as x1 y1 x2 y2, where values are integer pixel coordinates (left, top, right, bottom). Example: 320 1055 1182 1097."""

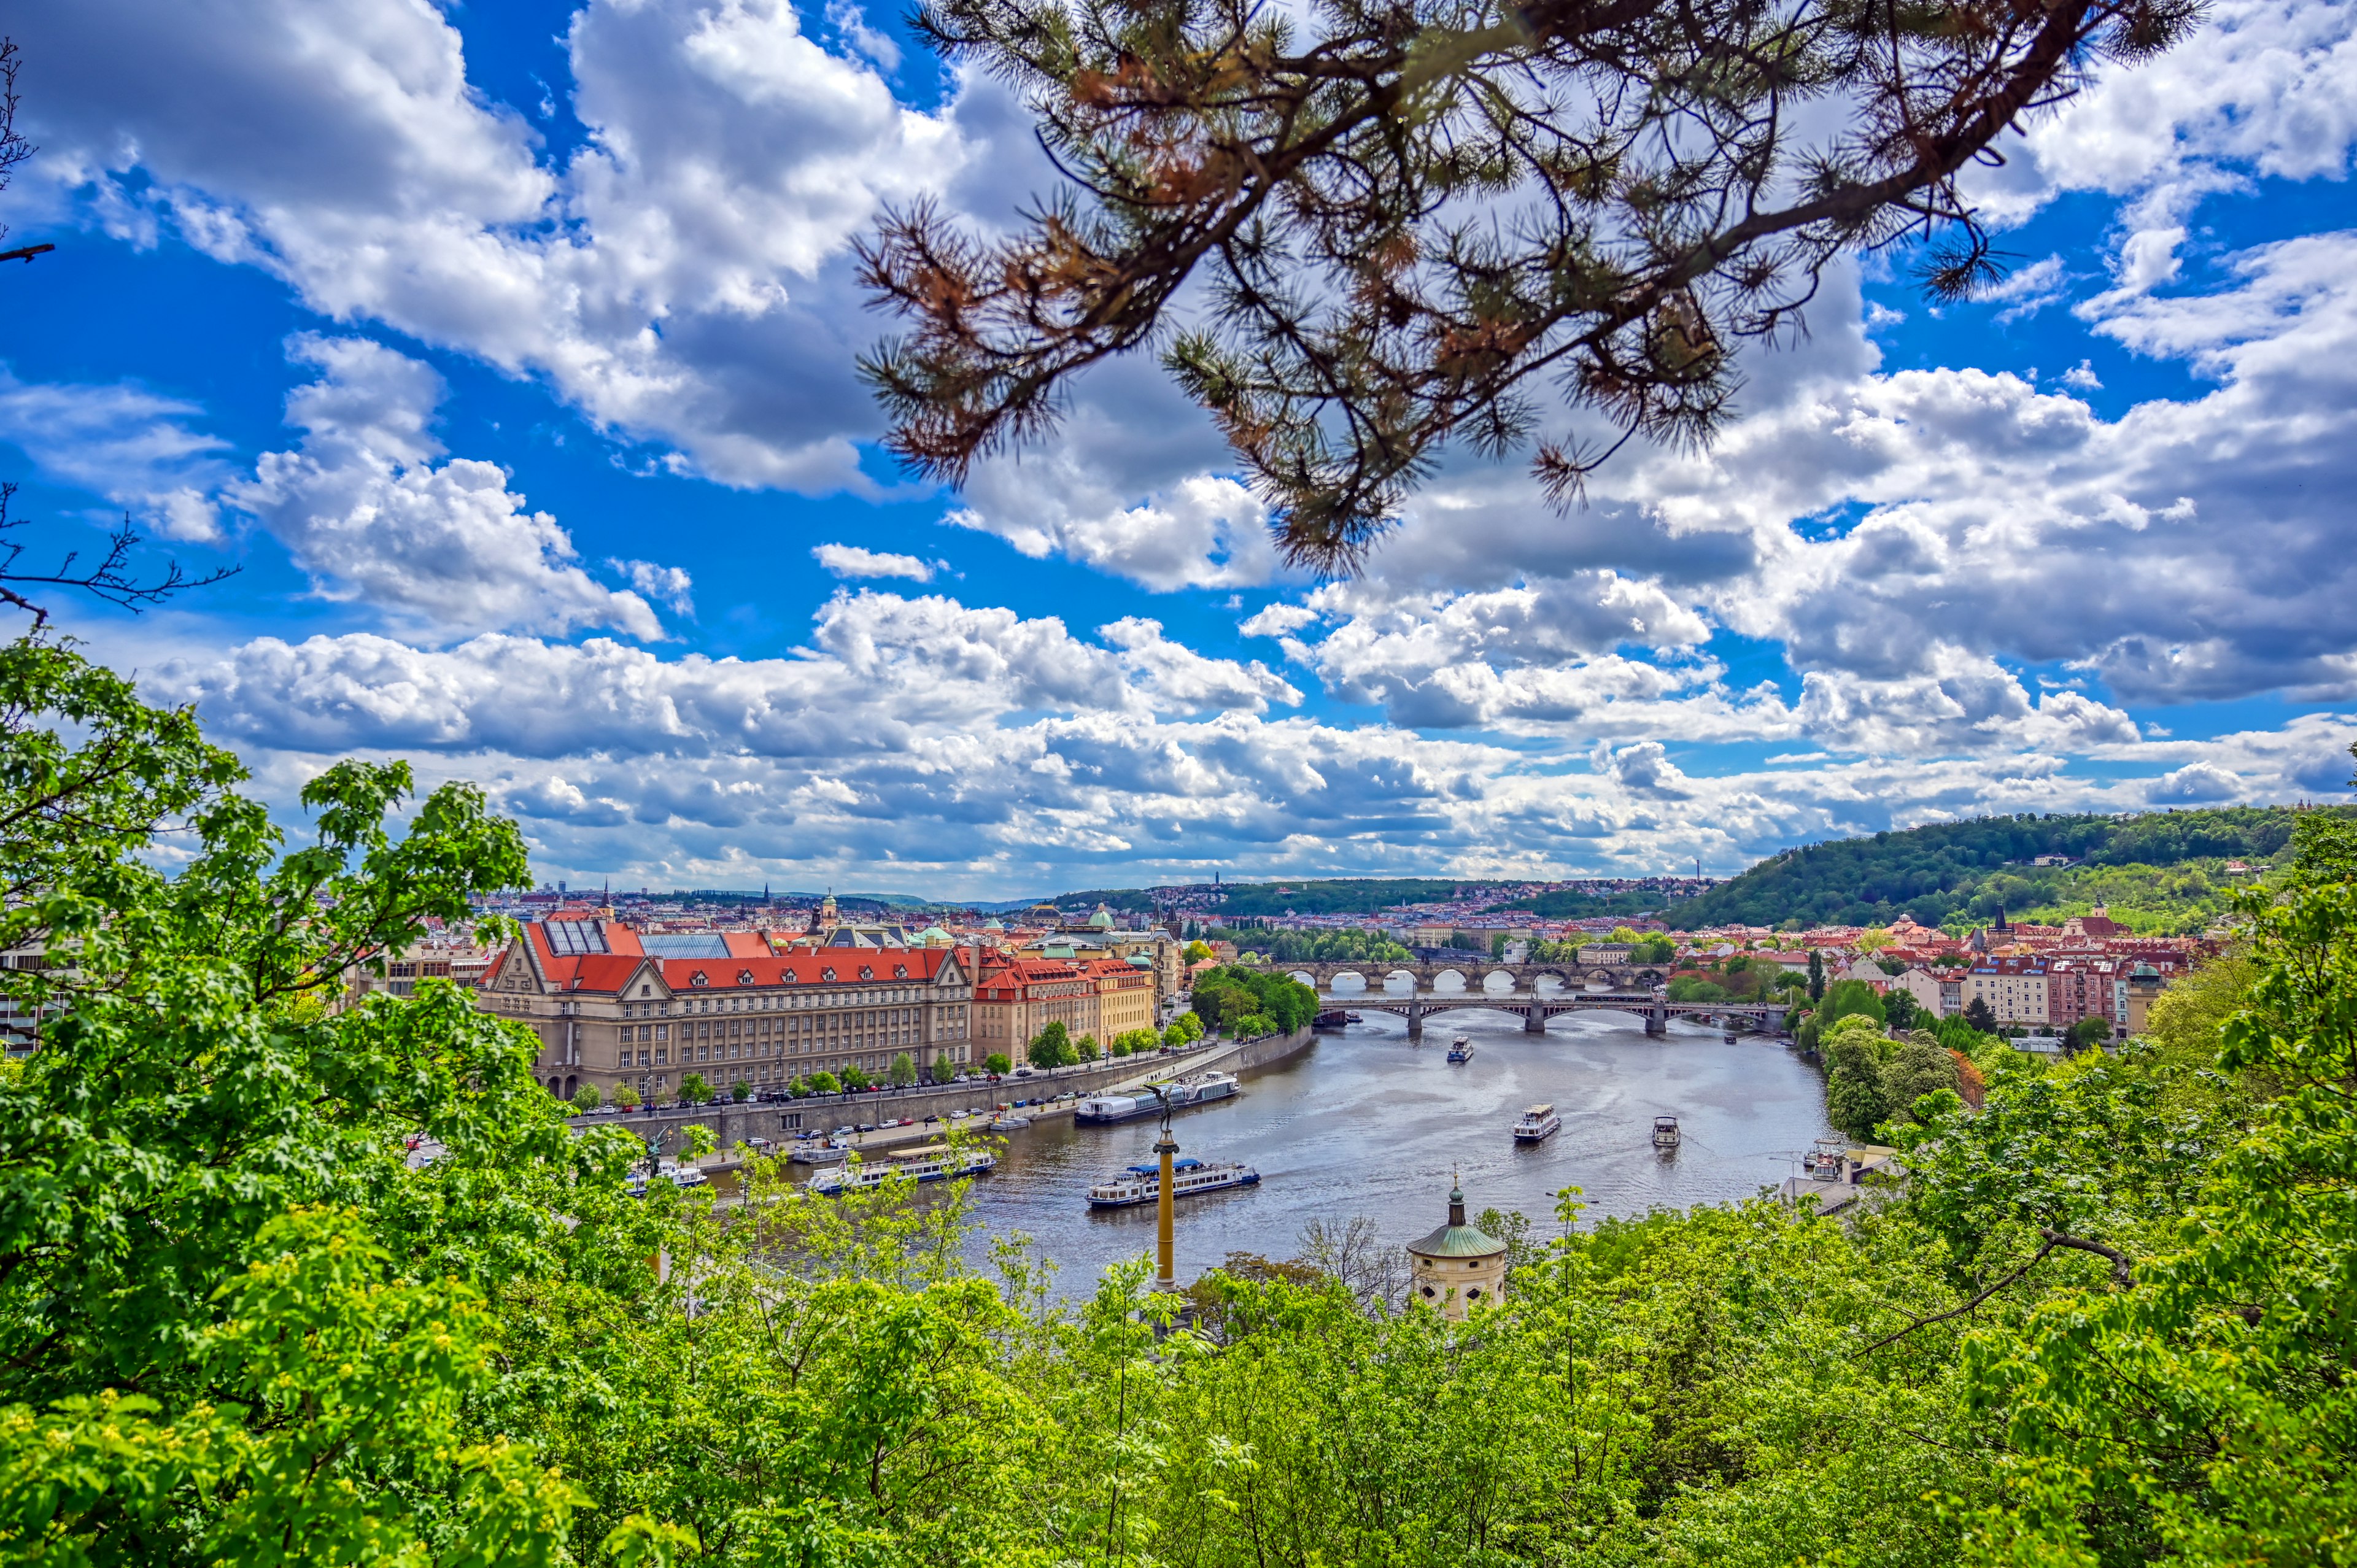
1801 1136 1846 1181
1652 1115 1682 1149
1446 1037 1475 1064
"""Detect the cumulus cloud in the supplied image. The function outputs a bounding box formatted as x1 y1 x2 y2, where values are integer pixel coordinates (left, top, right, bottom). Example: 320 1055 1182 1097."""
15 0 967 492
226 336 676 640
134 605 2355 888
813 543 933 581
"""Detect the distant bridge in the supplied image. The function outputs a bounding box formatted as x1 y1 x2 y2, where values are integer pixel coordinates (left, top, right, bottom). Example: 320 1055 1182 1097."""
1280 960 1665 992
1277 964 1786 1040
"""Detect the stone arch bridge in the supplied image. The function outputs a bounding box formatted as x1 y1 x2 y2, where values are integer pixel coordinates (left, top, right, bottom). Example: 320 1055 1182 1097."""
1275 962 1787 1041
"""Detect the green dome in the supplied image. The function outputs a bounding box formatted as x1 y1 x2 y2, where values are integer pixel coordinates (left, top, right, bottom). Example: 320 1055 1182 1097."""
1407 1184 1506 1259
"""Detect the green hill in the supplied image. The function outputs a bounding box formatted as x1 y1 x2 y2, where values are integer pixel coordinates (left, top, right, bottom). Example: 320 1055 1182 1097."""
1665 806 2357 933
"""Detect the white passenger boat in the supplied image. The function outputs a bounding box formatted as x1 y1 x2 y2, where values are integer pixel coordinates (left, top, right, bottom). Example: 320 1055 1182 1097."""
1446 1037 1475 1064
810 1145 995 1194
1074 1070 1242 1126
1086 1156 1261 1208
1512 1102 1560 1143
1652 1115 1682 1149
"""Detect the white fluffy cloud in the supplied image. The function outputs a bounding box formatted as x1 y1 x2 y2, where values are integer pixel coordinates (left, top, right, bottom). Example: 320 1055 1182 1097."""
813 543 934 582
228 336 676 640
135 605 2353 887
16 0 968 492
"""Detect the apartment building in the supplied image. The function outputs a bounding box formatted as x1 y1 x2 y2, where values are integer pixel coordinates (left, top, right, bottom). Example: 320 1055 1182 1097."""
1963 955 2050 1025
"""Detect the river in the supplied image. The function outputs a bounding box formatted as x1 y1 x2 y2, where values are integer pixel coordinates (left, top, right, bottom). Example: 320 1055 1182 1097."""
929 1005 1834 1294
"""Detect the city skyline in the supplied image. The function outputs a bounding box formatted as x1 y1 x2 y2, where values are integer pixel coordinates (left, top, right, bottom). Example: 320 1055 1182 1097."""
1 0 2353 897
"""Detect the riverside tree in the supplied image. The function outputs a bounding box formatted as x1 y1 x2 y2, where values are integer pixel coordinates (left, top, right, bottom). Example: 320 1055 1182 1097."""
858 0 2195 569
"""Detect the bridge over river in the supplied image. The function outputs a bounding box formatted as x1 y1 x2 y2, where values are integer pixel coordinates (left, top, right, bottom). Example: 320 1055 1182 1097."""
1276 962 1788 1041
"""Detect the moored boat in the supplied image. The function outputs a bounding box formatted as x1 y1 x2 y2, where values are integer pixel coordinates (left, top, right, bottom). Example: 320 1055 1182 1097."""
1652 1115 1681 1149
1801 1135 1846 1180
1086 1156 1261 1208
1512 1102 1560 1142
810 1146 995 1194
1074 1071 1241 1126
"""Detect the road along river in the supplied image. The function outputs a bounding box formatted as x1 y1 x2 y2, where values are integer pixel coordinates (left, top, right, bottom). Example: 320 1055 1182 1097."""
908 1006 1836 1294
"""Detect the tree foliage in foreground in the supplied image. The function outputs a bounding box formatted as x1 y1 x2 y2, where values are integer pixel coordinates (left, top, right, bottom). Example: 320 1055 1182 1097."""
860 0 2195 569
2 644 2354 1566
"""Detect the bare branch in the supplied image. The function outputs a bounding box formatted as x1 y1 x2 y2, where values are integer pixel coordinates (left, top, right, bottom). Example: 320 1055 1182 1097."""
0 484 240 627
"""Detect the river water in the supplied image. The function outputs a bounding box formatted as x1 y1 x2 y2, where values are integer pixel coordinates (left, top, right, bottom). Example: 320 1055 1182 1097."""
931 1006 1834 1294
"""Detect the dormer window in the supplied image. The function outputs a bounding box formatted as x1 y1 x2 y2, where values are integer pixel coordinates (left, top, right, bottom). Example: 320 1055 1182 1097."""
892 964 908 978
821 968 836 982
738 970 755 986
690 971 709 987
859 966 874 979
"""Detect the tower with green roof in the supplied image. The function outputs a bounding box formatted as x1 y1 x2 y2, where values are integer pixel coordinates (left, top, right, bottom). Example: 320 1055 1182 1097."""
1406 1177 1508 1320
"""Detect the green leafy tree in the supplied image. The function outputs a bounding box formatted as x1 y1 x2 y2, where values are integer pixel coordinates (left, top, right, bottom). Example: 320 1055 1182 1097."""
1823 1014 1894 1141
679 1072 711 1105
809 1070 841 1094
613 1081 639 1111
1230 1013 1276 1038
982 1052 1011 1076
1818 978 1887 1032
0 633 617 1562
571 1083 602 1113
1028 1020 1073 1068
2066 1016 2111 1054
930 1051 957 1084
1074 1033 1101 1062
1807 948 1826 1000
730 1079 751 1102
1884 987 1921 1030
889 1051 917 1087
1964 994 2000 1033
842 1065 872 1091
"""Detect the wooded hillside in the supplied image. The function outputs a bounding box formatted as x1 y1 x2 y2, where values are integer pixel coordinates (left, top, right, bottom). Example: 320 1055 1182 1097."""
1667 806 2355 930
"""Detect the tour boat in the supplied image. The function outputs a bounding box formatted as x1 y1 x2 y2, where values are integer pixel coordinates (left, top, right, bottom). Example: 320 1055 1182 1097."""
1446 1037 1475 1064
1074 1071 1241 1126
1512 1102 1560 1143
1087 1156 1261 1208
1652 1115 1682 1149
809 1146 995 1195
1802 1136 1847 1180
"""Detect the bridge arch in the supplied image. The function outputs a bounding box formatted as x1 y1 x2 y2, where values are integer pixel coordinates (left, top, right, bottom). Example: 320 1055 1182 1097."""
1480 968 1518 994
1382 968 1418 995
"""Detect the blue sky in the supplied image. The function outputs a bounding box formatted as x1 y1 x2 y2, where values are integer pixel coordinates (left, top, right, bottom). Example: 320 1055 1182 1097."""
1 0 2353 897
